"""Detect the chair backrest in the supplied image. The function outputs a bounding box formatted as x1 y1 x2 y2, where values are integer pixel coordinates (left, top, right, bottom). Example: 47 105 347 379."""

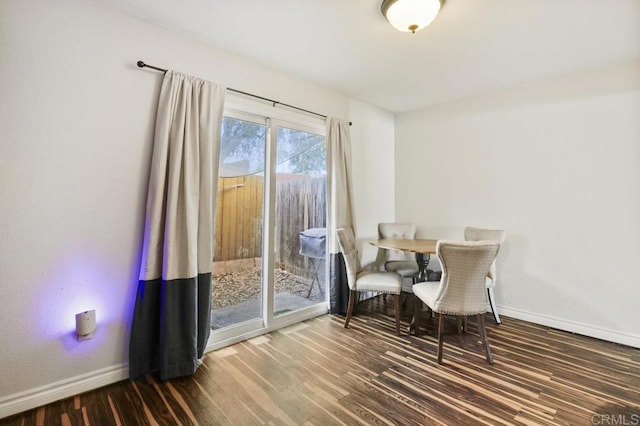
378 223 417 262
336 227 362 290
432 240 500 315
464 227 506 281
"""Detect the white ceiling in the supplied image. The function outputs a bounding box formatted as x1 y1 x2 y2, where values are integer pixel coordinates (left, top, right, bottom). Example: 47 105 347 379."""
95 0 640 113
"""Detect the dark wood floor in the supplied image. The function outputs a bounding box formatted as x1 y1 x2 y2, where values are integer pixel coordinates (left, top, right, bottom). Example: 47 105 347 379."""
4 296 640 425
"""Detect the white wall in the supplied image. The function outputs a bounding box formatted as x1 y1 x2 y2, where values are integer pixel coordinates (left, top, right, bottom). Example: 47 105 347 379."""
0 0 395 415
347 99 396 266
395 60 640 347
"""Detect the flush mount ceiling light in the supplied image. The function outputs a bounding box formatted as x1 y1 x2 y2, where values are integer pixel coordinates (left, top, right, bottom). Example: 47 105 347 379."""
381 0 443 34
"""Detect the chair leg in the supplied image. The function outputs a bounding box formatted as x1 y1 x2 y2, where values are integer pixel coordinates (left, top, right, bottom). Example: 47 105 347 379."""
487 287 501 324
394 294 401 336
401 291 409 311
306 258 324 298
477 314 494 365
456 316 468 334
412 296 423 336
344 290 357 329
437 313 446 364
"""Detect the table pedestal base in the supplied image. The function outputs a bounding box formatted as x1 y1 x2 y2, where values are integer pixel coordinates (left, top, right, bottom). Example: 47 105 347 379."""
409 253 431 334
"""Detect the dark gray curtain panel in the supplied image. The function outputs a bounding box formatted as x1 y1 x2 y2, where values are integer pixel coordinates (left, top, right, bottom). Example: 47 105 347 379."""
130 71 225 380
329 253 350 315
326 118 355 315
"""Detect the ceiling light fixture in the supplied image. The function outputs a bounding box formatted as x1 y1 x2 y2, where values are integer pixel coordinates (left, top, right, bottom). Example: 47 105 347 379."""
381 0 443 34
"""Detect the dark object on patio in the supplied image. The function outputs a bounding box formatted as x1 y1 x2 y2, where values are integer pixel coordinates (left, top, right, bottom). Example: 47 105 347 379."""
299 228 326 298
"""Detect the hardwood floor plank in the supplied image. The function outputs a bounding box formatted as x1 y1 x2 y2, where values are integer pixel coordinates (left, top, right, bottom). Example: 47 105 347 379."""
117 387 156 425
215 358 298 425
131 375 181 425
3 296 640 425
79 389 118 426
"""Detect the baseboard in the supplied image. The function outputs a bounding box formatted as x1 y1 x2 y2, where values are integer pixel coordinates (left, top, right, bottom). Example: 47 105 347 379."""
3 307 637 419
0 305 329 420
498 306 640 349
0 364 128 420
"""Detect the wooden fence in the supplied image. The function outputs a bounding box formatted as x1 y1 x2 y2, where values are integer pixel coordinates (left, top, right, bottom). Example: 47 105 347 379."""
275 176 326 276
214 175 264 262
214 175 326 275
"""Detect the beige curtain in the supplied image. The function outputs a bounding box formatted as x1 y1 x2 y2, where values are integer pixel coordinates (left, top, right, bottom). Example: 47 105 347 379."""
326 118 355 315
130 71 225 380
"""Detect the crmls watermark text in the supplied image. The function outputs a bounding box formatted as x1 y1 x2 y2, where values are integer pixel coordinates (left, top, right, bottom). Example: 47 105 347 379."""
591 414 640 425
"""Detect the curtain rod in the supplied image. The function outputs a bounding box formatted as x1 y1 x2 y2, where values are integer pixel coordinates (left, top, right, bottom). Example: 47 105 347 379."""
137 61 352 126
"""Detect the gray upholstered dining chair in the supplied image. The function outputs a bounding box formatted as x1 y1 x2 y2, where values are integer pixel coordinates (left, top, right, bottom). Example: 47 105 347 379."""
375 223 420 294
412 240 500 364
336 227 403 335
464 226 506 324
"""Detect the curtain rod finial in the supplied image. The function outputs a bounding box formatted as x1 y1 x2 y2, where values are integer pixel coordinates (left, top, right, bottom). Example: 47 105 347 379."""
137 61 145 68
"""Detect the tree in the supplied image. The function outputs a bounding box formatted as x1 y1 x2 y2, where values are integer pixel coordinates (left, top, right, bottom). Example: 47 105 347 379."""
219 117 326 176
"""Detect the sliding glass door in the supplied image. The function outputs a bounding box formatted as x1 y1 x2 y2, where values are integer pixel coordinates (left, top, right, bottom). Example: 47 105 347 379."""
273 124 327 316
210 113 266 332
210 108 327 345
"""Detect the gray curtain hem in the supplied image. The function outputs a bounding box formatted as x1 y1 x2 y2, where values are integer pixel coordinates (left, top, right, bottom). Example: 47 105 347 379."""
329 253 350 316
129 273 212 380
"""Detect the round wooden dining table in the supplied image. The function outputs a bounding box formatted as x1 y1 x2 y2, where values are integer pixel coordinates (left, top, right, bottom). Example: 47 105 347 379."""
369 238 438 282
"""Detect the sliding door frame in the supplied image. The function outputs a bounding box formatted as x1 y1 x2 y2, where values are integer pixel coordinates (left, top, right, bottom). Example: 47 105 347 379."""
206 99 328 352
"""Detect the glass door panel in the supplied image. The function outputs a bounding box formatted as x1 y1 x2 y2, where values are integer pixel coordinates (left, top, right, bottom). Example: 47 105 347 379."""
211 115 266 330
273 125 327 317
